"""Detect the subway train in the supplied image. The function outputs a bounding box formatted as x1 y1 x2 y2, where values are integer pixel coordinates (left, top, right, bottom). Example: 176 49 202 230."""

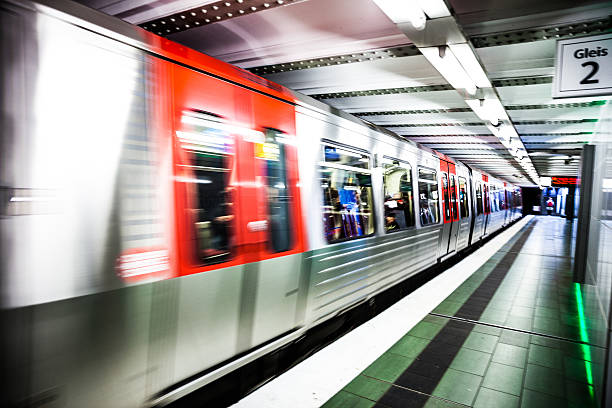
0 0 523 406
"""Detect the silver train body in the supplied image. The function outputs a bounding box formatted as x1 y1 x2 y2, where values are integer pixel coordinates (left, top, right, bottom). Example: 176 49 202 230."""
0 0 522 406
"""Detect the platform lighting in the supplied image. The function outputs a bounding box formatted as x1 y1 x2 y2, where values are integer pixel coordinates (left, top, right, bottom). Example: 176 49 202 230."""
420 46 477 95
466 98 508 126
416 0 450 18
372 0 426 30
448 43 491 88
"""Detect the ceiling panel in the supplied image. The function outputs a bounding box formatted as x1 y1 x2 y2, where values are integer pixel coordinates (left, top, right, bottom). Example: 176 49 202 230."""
73 0 612 184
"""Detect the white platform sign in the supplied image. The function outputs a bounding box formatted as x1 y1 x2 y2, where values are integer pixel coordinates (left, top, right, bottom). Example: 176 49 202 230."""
553 33 612 98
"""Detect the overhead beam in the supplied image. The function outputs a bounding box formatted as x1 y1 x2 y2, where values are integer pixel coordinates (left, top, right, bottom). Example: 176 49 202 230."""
139 0 306 36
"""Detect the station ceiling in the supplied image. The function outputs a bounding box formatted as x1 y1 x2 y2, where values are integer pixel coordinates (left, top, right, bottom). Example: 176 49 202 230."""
76 0 612 185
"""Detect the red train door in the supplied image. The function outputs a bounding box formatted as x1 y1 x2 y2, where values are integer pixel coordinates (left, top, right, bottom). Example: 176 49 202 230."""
439 160 459 257
482 174 491 235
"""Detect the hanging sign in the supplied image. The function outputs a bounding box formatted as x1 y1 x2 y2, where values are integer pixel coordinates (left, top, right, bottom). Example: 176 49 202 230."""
553 33 612 98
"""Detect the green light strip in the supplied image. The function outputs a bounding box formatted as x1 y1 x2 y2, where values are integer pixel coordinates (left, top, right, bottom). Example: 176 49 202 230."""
574 283 595 396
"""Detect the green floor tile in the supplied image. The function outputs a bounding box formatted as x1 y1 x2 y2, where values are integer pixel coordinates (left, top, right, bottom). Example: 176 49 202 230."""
481 308 509 322
450 347 491 376
362 353 415 383
481 362 524 396
565 380 598 408
422 396 467 407
422 314 449 326
409 321 445 340
499 330 529 348
463 331 499 354
527 344 563 370
524 363 565 398
529 335 562 349
561 342 603 363
505 315 533 331
473 324 502 336
492 343 528 368
533 316 560 334
432 368 482 406
322 390 375 408
433 300 463 316
520 388 566 408
388 335 430 359
509 306 534 319
343 375 391 401
564 355 594 384
473 387 519 408
534 306 558 319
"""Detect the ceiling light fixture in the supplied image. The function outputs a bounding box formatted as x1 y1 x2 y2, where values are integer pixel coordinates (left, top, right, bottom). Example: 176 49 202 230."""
447 43 491 88
372 0 426 30
420 46 477 95
465 98 508 126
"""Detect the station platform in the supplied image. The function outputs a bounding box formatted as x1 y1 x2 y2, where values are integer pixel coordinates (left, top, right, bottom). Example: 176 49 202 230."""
233 216 605 408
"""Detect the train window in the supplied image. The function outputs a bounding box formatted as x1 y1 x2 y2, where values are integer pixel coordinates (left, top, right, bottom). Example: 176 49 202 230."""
484 184 490 213
177 111 235 265
458 177 469 218
441 173 450 221
476 183 483 215
320 145 374 243
450 175 458 219
323 145 369 169
382 160 415 232
259 128 293 253
418 168 440 226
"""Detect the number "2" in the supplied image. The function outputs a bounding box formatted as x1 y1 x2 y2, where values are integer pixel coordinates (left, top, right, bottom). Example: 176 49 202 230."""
580 61 599 84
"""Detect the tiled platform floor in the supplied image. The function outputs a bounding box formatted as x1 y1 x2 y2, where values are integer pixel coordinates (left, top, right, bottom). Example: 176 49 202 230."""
323 217 605 408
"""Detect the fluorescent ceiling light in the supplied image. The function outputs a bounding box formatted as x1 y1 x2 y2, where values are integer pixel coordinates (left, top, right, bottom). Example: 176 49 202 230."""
420 46 477 95
373 0 426 30
416 0 450 18
448 43 491 88
466 98 509 126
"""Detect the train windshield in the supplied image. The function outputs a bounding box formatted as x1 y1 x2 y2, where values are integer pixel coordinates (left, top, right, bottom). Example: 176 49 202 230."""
177 111 235 265
418 168 440 226
320 145 374 243
383 160 415 232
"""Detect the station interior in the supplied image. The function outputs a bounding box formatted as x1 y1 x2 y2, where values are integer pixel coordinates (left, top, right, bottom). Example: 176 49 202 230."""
1 0 612 407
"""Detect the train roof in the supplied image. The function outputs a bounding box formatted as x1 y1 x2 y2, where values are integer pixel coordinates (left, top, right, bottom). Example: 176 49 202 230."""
21 0 515 188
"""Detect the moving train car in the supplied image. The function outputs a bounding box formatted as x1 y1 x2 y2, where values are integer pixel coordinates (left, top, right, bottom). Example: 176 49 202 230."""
0 0 522 406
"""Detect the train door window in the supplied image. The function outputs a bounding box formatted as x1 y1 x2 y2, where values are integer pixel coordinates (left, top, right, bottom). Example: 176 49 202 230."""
450 175 458 219
476 182 483 215
177 110 235 265
320 144 374 243
418 168 440 226
258 128 293 252
484 185 490 212
382 159 415 232
458 177 469 217
442 173 450 221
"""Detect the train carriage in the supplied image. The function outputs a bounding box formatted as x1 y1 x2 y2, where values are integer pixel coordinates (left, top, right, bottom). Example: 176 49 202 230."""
0 0 523 406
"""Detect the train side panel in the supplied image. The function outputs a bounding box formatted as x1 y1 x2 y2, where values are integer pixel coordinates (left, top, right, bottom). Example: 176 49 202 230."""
295 106 443 324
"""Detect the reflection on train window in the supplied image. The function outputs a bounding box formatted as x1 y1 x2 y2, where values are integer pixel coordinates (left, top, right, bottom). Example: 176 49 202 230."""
320 145 374 243
417 168 440 226
382 160 415 232
323 145 369 169
450 175 458 219
484 184 490 213
476 183 483 215
491 187 500 212
177 110 235 265
441 173 450 221
258 128 293 253
458 177 469 218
